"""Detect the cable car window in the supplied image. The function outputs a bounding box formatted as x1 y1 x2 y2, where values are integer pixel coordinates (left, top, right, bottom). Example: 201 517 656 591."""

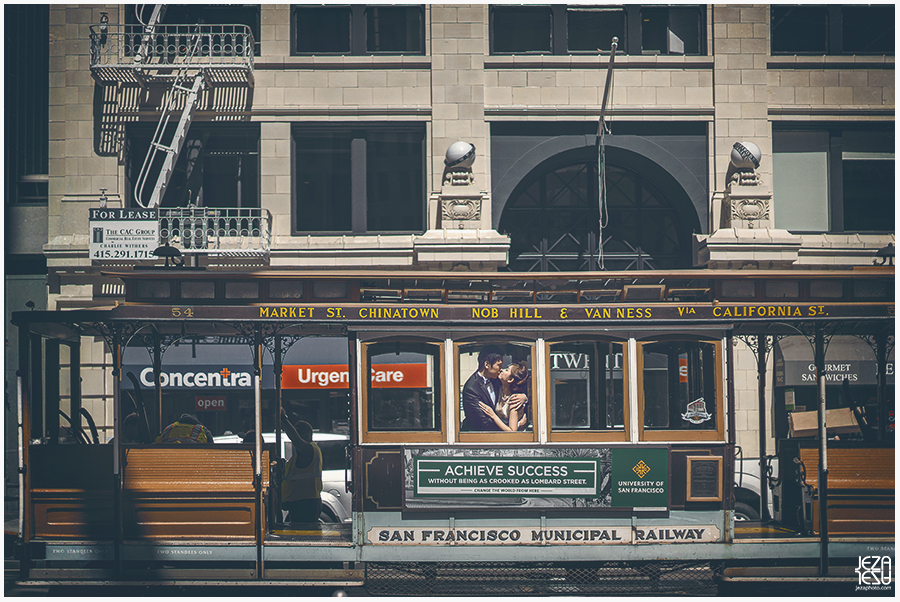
363 341 442 442
548 340 627 441
457 341 535 440
640 340 722 439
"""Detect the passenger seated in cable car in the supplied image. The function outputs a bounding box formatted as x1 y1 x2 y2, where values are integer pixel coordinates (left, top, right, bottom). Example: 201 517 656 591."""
155 413 214 443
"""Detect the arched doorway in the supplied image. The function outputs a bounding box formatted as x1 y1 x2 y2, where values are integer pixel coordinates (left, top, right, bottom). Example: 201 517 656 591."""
499 156 692 272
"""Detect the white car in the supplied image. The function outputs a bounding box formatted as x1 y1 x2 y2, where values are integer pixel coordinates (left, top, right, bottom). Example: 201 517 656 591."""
214 431 351 524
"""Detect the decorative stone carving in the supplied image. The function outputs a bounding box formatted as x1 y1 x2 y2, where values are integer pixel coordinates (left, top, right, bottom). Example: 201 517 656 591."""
731 198 770 227
729 169 762 188
443 168 474 186
441 198 481 221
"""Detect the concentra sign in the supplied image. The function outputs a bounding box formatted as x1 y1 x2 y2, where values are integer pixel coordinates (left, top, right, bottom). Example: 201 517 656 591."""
129 364 426 390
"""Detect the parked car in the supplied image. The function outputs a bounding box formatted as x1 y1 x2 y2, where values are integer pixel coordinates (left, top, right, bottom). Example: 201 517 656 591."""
214 431 351 524
733 456 779 522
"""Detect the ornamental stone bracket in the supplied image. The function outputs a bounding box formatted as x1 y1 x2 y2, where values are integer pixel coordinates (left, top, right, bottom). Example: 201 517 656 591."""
725 183 772 230
431 191 491 230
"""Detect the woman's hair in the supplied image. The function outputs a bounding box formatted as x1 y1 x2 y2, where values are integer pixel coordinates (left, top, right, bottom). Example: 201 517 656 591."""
507 362 531 393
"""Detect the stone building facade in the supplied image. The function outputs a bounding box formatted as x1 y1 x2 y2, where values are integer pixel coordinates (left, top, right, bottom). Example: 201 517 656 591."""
5 5 895 484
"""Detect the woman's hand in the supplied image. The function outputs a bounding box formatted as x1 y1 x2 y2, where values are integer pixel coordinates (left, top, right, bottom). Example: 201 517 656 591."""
478 401 498 419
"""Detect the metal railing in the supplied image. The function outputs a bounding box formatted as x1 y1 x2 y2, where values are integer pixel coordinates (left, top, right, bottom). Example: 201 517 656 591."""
89 24 255 73
158 207 271 256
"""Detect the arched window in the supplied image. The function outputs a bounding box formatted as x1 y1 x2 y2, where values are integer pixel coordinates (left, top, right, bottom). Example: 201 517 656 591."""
499 158 690 272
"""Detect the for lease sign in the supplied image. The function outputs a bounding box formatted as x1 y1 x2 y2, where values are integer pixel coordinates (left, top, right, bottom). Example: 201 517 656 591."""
89 208 159 260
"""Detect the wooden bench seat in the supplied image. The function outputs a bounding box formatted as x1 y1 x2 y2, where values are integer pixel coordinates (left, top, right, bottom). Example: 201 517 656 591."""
799 447 894 536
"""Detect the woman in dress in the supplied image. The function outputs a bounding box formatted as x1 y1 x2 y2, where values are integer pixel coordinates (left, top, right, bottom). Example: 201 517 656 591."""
479 362 531 431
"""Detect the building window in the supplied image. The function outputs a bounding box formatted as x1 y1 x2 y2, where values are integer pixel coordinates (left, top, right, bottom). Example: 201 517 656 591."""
127 124 260 209
773 126 895 232
771 5 894 55
500 159 691 271
292 125 425 234
293 5 424 55
6 5 49 205
490 5 705 55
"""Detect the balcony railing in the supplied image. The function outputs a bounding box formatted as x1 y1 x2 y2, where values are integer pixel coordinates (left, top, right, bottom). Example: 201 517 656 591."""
159 207 271 256
89 24 255 83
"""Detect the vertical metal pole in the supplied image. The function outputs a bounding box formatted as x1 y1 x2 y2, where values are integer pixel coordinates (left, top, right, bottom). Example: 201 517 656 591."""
153 333 163 438
29 334 42 440
17 325 31 578
274 334 283 526
253 327 263 577
814 324 829 575
68 341 82 429
875 331 887 442
45 340 60 444
757 336 769 521
112 329 123 576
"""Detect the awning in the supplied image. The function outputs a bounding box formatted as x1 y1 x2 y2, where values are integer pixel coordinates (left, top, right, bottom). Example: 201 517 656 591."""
773 335 895 387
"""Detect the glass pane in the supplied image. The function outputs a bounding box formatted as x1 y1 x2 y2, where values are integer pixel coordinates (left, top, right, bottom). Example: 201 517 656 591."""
295 6 351 53
842 6 894 54
771 6 827 54
295 132 352 231
458 342 533 433
772 130 830 231
643 341 717 431
367 6 422 53
550 341 625 431
225 281 259 299
493 6 552 53
135 280 172 299
567 7 624 52
181 281 215 299
367 343 440 432
366 130 424 232
843 160 894 231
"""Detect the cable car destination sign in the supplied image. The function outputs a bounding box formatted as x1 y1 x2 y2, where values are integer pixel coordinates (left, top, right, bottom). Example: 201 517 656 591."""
111 300 891 323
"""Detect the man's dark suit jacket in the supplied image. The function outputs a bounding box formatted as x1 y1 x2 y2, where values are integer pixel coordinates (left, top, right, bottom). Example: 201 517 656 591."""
461 371 502 431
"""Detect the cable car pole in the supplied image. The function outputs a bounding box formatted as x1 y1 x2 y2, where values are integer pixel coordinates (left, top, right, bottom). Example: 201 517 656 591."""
814 324 829 575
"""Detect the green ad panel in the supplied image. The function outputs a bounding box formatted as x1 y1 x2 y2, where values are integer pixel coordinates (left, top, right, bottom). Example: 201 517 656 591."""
610 448 669 508
414 457 600 497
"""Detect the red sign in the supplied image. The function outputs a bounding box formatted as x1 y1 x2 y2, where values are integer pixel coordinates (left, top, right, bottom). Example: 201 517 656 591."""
678 358 688 383
281 364 428 390
196 396 226 411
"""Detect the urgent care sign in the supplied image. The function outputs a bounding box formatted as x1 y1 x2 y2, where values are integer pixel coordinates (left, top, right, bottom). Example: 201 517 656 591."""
281 364 427 390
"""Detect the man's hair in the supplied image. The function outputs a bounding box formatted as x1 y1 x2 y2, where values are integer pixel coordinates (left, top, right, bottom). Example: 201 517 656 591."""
295 420 314 441
123 413 140 428
477 346 504 371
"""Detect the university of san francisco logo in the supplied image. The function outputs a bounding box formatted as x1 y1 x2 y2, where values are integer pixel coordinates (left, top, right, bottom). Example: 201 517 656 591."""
632 460 651 479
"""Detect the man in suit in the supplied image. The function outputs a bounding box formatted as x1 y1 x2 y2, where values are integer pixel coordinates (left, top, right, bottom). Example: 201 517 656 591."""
461 347 526 431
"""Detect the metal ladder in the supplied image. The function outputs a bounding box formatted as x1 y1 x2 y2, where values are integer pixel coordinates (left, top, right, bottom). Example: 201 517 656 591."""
133 17 206 209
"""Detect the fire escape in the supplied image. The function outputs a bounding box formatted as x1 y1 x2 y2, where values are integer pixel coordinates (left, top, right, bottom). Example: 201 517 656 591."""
89 7 269 258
